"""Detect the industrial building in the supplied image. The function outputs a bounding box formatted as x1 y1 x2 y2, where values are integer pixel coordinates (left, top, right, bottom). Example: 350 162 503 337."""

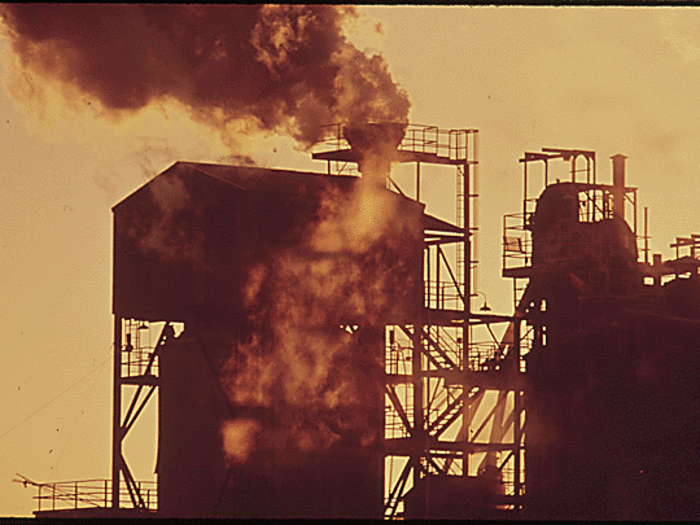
506 149 700 520
27 124 700 519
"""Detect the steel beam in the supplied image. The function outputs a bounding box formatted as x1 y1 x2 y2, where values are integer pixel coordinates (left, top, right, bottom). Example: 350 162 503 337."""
111 316 122 509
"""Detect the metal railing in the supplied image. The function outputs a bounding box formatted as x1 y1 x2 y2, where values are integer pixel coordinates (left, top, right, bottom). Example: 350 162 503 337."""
313 122 476 164
426 279 464 311
502 213 533 272
468 341 502 372
400 125 473 162
121 319 159 378
34 479 157 513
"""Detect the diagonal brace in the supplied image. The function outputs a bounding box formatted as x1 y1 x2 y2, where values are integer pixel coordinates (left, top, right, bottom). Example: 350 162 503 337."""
386 385 413 436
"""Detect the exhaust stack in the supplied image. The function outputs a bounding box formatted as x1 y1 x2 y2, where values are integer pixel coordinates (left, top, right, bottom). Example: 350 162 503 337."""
343 122 406 187
611 153 627 220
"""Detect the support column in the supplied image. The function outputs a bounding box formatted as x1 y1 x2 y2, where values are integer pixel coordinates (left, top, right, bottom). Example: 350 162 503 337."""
111 315 122 508
411 322 424 504
416 162 421 203
462 156 471 476
523 161 528 230
513 318 522 513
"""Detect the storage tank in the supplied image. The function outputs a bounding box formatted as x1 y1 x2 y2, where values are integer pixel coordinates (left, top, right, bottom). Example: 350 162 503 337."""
524 180 700 520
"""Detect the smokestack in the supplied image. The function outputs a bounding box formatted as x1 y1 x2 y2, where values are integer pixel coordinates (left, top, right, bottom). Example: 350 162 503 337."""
343 122 406 188
611 154 627 220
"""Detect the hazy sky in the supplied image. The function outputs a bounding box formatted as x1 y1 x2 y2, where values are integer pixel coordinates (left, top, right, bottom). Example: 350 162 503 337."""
2 6 700 517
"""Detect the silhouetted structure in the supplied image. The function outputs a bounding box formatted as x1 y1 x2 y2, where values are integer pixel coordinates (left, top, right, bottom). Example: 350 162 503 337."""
30 136 700 521
504 149 700 520
112 161 424 518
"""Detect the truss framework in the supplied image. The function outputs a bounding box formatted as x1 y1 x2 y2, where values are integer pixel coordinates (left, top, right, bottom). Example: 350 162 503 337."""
107 123 527 518
315 123 527 519
110 318 177 511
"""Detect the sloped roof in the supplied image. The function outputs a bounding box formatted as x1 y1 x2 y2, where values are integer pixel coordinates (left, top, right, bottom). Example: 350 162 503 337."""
113 161 360 211
112 161 460 233
178 161 358 194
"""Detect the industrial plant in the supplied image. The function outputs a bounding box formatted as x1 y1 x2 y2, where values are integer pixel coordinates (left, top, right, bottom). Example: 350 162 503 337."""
23 122 700 519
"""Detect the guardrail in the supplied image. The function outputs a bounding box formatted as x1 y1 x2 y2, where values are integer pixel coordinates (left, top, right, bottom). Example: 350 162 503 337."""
314 122 476 163
503 213 533 272
33 479 157 513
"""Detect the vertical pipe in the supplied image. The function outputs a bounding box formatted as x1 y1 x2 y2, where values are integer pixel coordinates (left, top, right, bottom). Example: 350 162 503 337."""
473 132 479 299
612 154 627 221
633 189 638 237
426 247 431 308
513 318 522 513
436 246 441 311
413 219 427 506
523 161 528 230
544 159 548 187
463 146 471 478
502 215 507 273
112 315 122 509
411 324 424 499
644 207 649 264
416 162 421 203
465 156 471 343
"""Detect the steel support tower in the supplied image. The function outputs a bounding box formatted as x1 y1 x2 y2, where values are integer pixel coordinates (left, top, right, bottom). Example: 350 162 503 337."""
313 123 526 519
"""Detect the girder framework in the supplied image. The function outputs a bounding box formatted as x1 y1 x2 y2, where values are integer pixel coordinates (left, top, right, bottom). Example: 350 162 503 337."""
110 318 178 512
105 123 528 519
315 124 527 519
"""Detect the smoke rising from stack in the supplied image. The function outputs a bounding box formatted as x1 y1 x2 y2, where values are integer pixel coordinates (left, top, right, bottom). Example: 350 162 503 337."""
223 159 421 455
220 124 420 459
0 5 410 149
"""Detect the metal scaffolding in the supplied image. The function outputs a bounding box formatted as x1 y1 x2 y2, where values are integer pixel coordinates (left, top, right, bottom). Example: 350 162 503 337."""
33 123 528 519
110 318 173 512
314 122 526 519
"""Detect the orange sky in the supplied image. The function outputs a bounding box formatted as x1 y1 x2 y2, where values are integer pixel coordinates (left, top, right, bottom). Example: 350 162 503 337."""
2 6 700 517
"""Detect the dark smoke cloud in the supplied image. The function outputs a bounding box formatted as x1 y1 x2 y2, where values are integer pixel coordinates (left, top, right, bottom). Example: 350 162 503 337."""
0 4 410 148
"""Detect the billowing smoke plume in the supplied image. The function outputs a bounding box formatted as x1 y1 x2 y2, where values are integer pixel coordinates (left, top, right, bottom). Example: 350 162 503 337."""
0 5 417 462
0 4 410 149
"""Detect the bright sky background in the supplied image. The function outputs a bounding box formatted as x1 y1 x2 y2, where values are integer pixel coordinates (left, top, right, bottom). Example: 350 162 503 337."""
2 6 700 517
